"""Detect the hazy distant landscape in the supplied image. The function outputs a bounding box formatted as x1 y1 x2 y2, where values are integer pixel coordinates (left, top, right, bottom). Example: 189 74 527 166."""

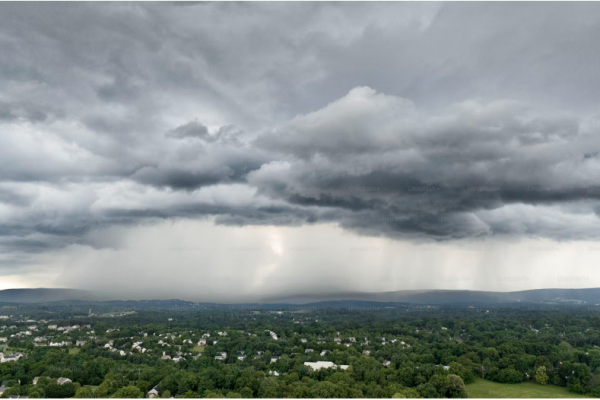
3 287 600 306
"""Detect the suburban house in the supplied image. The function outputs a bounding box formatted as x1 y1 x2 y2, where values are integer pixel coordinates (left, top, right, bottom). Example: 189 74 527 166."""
266 330 278 340
47 325 57 330
362 350 371 356
0 338 7 343
32 377 50 385
383 360 391 368
148 386 159 398
268 371 279 377
305 349 313 353
1 352 23 363
197 338 207 346
303 361 343 371
76 340 87 346
300 338 307 343
215 352 227 361
270 356 280 363
132 341 143 350
57 377 72 385
320 350 329 356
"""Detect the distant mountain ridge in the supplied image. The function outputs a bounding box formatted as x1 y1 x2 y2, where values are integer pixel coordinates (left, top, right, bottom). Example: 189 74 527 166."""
262 288 600 305
1 287 600 305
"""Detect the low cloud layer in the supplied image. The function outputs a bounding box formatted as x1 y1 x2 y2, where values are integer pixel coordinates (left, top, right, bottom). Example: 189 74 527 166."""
1 3 600 296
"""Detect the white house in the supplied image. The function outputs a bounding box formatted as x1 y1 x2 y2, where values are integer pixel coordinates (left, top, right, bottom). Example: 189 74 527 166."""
148 386 159 398
57 377 72 385
32 377 50 385
304 361 335 371
266 330 278 340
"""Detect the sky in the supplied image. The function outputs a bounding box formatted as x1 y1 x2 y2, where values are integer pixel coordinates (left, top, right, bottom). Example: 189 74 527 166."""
1 2 600 302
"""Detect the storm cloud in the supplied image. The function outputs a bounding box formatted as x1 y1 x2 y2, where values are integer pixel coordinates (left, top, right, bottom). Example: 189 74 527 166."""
1 2 600 297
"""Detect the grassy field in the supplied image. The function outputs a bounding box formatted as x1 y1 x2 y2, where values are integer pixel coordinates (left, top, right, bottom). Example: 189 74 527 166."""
192 346 205 353
466 379 592 398
68 348 80 355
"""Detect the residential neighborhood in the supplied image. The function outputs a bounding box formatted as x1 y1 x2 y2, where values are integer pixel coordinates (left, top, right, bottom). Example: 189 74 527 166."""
0 302 591 398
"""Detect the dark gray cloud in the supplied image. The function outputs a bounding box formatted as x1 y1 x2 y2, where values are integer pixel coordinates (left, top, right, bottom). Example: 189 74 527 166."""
0 2 600 276
167 121 210 140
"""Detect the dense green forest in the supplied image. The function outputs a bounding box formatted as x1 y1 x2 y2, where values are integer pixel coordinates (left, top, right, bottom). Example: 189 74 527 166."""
2 303 600 398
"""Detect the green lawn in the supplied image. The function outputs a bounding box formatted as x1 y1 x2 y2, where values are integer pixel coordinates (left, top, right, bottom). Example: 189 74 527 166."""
466 379 592 398
68 348 80 355
192 346 205 353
